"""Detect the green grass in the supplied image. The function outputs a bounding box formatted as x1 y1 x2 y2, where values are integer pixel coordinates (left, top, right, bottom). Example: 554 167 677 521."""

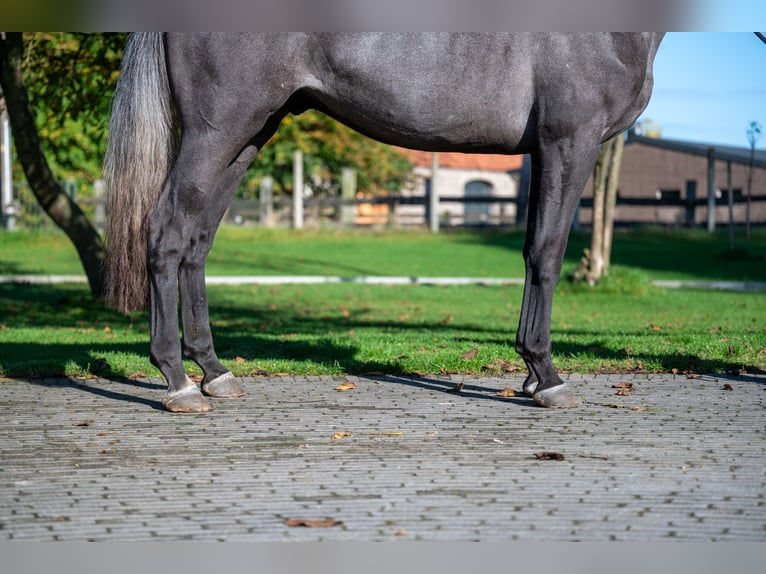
2 225 766 281
1 226 765 379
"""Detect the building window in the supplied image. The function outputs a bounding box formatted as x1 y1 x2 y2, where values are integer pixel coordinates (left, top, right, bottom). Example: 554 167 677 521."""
464 180 493 224
655 189 681 201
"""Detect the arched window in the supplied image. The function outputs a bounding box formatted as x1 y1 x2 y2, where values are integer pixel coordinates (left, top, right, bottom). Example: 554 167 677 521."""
464 180 493 224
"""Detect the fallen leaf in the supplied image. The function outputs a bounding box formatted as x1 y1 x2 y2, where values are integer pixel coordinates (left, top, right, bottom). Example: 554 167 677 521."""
482 358 522 373
284 518 343 528
616 389 632 396
460 348 478 361
331 431 352 440
72 420 95 427
611 382 634 390
334 381 357 391
235 356 246 363
686 374 701 379
534 451 565 461
495 388 517 397
394 529 408 536
630 406 649 412
650 324 662 331
446 382 464 393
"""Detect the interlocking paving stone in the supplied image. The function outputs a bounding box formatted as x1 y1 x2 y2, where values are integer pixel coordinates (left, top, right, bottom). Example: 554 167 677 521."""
1 372 764 540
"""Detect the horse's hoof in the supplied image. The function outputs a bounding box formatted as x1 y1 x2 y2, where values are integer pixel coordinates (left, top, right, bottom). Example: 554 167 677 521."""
202 371 245 398
533 383 581 409
162 384 212 413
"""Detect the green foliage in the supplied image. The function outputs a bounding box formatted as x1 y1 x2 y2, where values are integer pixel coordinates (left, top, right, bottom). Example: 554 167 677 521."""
240 110 414 198
21 32 126 186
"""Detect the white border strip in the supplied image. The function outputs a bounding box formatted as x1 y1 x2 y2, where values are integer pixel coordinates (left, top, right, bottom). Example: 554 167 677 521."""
2 275 764 291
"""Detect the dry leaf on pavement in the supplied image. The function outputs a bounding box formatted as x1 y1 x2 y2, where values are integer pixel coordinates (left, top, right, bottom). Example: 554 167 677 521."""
284 518 343 528
534 451 565 461
334 381 357 391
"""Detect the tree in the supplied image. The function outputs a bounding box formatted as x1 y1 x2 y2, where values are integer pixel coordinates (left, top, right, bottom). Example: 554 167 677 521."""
569 132 625 285
0 33 122 297
240 110 413 199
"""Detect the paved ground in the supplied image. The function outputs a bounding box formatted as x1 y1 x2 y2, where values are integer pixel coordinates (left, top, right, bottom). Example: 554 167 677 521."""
1 371 764 541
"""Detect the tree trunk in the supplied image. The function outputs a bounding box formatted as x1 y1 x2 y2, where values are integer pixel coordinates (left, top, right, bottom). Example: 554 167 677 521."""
568 133 625 285
0 33 105 298
601 133 624 275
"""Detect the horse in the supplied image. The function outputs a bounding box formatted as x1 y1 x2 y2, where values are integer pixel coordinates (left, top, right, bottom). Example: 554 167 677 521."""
104 33 663 413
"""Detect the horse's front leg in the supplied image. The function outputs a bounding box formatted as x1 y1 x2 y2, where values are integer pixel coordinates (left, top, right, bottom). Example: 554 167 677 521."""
516 133 601 408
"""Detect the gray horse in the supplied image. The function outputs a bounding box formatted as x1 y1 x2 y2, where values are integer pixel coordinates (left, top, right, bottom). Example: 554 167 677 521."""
105 33 663 412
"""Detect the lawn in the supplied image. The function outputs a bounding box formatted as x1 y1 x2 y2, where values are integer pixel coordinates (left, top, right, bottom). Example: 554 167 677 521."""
1 226 764 378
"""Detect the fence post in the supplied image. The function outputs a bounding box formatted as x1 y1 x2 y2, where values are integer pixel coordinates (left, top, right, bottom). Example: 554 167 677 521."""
293 150 303 229
1 110 15 231
93 179 105 233
429 152 439 233
726 161 734 253
259 176 274 227
516 153 531 227
341 167 356 225
684 180 696 226
706 148 716 233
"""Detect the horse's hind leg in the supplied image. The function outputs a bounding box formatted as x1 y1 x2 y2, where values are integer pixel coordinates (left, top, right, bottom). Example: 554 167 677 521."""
147 138 255 412
177 155 256 400
516 132 600 408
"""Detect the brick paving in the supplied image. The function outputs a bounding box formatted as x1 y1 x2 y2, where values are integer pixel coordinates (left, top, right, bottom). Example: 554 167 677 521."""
1 372 764 541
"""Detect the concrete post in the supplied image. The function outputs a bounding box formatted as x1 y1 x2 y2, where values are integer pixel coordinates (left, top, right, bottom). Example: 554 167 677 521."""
259 176 274 227
429 152 439 233
293 150 303 230
93 179 105 234
706 148 716 233
341 167 356 225
1 110 15 231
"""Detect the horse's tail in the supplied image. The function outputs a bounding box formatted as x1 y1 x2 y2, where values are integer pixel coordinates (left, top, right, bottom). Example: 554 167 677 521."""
104 33 174 313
